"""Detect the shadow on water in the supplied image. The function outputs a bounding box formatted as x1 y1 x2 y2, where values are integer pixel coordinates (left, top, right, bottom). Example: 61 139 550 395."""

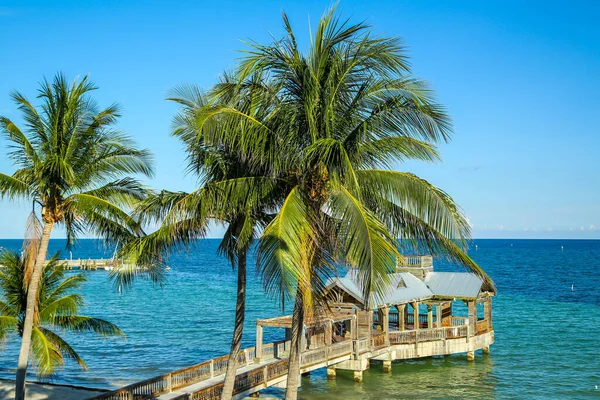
264 353 497 400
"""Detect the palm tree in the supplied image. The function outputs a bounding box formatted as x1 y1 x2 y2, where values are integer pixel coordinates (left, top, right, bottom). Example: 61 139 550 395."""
116 78 281 399
0 73 153 399
197 8 494 399
0 250 124 377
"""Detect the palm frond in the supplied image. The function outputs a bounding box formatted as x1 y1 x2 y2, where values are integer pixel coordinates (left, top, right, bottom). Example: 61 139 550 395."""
328 186 398 306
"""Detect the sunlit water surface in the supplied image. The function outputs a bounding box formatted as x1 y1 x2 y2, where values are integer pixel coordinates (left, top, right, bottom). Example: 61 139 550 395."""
0 239 598 399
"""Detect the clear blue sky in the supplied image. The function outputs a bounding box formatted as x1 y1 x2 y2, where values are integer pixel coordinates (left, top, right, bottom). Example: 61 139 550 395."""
0 0 598 239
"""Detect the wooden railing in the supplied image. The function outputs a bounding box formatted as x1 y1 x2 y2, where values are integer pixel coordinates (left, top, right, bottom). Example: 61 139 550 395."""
191 340 353 400
93 315 489 400
92 339 351 400
476 318 490 334
372 332 386 348
398 255 433 267
171 360 212 390
388 316 472 345
357 337 370 354
91 342 276 400
451 316 469 326
389 324 469 345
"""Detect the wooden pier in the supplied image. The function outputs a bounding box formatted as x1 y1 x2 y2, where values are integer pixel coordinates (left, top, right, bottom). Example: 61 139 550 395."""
90 311 493 400
61 258 119 270
90 256 496 400
0 258 118 271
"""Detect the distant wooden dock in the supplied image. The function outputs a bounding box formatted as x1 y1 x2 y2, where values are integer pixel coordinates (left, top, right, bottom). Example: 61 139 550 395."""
61 258 119 270
0 258 119 271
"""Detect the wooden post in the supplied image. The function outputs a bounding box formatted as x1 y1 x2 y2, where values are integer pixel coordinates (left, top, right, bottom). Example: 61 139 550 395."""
413 302 419 331
353 370 363 382
325 320 333 346
436 304 442 328
300 324 307 352
467 301 476 334
256 324 263 361
382 306 390 345
383 359 392 373
399 305 405 331
327 367 336 379
484 297 492 328
427 305 433 329
368 310 374 341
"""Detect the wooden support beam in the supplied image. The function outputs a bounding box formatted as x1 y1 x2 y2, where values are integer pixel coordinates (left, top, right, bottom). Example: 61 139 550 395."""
382 306 390 345
325 320 333 346
399 305 405 331
383 360 392 373
468 301 476 334
255 324 263 361
436 304 442 328
427 305 433 329
413 302 419 331
327 367 336 379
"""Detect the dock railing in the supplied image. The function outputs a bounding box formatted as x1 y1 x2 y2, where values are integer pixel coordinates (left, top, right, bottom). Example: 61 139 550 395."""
397 255 433 267
191 340 354 400
93 316 487 400
389 319 469 345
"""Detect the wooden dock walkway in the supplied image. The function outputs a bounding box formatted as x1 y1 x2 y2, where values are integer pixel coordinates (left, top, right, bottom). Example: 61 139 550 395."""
91 321 493 400
89 256 496 400
0 258 118 270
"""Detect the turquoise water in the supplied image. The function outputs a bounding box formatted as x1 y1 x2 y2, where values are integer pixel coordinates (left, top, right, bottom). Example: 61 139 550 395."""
0 239 599 399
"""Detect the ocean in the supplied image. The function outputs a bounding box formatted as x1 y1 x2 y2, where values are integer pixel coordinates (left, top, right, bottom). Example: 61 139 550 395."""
0 239 598 399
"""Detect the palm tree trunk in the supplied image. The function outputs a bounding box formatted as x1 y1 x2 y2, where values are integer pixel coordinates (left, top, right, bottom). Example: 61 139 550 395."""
285 290 305 400
220 245 247 400
15 220 54 400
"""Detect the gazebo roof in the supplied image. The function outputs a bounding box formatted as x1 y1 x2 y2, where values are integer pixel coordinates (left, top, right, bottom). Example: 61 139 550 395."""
424 272 484 299
325 269 492 309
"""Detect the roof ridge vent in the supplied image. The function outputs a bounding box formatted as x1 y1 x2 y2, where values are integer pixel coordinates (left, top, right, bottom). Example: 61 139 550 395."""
396 276 407 288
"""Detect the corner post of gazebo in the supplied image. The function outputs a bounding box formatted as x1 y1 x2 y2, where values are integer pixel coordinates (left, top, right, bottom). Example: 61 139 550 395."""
325 319 333 346
468 300 476 334
399 304 405 331
413 302 419 331
300 323 307 352
382 306 390 345
427 304 433 329
484 296 492 326
255 322 263 361
436 303 442 328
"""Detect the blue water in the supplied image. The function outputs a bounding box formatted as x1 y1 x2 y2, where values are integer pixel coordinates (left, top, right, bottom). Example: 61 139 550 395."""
0 239 599 399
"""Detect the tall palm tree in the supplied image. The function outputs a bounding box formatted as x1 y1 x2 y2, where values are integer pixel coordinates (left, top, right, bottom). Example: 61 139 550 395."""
116 78 281 399
0 73 153 399
197 8 494 399
0 250 124 377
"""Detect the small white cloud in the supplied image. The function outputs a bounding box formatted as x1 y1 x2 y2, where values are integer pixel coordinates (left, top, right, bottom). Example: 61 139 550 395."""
590 225 596 231
581 226 585 231
497 224 504 231
546 227 553 232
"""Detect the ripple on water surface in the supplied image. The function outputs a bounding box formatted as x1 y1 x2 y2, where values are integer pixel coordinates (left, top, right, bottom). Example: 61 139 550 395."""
0 239 599 399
